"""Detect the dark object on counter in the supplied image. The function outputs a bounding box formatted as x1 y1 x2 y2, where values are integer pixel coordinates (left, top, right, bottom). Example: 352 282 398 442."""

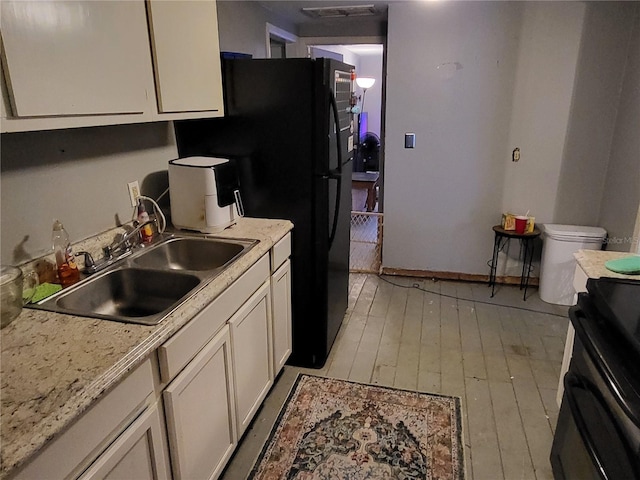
220 51 252 60
174 58 354 368
550 277 640 479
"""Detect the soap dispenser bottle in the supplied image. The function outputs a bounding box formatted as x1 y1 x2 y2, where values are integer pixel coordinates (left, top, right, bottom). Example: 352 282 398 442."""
136 198 153 244
52 220 80 287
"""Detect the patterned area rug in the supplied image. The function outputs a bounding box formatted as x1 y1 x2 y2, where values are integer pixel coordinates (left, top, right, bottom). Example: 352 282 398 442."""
249 374 465 480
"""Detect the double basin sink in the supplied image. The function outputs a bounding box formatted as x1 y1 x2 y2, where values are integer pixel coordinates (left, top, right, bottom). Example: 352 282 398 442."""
29 234 257 325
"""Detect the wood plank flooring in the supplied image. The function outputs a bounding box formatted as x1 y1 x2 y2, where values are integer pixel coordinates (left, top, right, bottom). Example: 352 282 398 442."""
221 274 569 480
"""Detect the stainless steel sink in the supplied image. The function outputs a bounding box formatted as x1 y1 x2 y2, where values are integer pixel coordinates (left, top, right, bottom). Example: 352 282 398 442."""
56 268 200 320
29 234 258 325
133 237 245 271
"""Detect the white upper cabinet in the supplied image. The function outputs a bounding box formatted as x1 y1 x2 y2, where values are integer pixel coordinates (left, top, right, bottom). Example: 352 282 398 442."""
0 0 224 133
147 0 223 114
1 1 149 117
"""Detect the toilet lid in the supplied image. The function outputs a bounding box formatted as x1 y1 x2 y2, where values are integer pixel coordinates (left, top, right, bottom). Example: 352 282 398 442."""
543 224 607 241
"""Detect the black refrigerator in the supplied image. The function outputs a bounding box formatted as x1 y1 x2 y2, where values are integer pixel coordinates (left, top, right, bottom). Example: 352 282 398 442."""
174 58 354 368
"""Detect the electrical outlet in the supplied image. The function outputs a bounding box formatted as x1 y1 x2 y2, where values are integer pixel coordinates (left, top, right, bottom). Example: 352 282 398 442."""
127 181 140 207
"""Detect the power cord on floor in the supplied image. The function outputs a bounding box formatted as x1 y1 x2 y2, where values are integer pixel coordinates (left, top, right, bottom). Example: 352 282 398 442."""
376 274 569 318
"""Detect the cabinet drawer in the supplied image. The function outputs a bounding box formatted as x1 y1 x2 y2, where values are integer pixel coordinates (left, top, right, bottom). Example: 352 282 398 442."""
15 359 154 480
158 254 270 383
270 233 291 273
78 402 170 480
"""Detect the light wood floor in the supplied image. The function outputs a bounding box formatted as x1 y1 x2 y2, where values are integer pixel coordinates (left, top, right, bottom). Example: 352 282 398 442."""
221 274 569 480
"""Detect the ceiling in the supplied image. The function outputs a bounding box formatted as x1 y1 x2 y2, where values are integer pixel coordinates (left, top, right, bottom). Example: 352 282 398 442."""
257 0 391 28
343 44 384 55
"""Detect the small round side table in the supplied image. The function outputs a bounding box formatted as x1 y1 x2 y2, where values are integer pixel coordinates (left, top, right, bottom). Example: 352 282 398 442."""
488 225 541 300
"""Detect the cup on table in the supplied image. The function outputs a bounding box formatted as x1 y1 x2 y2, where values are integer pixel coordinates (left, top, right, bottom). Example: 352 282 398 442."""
514 216 528 234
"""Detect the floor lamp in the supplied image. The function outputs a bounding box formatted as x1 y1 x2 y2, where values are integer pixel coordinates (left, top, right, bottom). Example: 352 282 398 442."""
355 77 375 171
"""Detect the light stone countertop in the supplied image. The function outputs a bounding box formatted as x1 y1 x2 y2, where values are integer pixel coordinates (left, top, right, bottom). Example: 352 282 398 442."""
574 249 640 280
0 217 293 479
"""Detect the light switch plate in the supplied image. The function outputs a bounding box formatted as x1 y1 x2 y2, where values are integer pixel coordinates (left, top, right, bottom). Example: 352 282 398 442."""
405 133 416 148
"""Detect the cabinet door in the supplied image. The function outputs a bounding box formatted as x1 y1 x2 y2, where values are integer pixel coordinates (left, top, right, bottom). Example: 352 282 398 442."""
14 359 156 480
146 0 224 114
163 325 236 480
272 259 292 376
229 281 274 437
78 403 170 480
0 1 150 117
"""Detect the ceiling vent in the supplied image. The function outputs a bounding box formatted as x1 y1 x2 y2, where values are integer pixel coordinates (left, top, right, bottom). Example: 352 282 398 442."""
301 4 377 18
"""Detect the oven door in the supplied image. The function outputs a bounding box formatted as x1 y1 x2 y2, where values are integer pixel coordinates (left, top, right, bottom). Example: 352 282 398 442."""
551 296 640 480
551 371 638 480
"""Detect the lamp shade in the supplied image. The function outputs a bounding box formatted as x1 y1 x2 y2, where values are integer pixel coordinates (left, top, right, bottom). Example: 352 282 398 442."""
355 77 375 89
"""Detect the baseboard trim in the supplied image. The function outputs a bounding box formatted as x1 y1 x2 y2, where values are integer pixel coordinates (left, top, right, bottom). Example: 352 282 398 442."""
380 267 540 287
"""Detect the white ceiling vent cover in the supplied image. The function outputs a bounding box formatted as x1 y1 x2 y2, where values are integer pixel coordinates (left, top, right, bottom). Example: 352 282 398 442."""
301 4 377 18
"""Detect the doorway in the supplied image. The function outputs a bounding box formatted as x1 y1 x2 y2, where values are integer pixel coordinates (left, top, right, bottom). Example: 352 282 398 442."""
309 43 385 273
266 23 298 59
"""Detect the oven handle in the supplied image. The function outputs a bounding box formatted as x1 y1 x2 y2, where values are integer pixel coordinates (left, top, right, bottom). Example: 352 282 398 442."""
564 372 640 480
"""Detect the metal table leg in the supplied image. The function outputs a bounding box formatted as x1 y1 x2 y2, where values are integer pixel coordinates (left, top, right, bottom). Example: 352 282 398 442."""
520 238 535 301
489 232 506 297
489 233 499 297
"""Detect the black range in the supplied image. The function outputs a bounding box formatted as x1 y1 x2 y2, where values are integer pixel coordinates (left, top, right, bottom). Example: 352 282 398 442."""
551 277 640 479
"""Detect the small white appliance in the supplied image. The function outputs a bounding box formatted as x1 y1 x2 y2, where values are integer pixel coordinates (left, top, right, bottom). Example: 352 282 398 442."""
168 156 243 233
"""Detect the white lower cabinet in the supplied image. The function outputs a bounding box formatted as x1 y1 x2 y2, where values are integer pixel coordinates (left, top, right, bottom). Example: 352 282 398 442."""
78 403 171 480
271 259 292 376
14 359 157 480
229 281 274 437
13 241 293 480
163 325 236 480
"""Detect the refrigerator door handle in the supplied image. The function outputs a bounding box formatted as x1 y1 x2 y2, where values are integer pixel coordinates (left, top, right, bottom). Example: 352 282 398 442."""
233 189 245 217
328 88 343 249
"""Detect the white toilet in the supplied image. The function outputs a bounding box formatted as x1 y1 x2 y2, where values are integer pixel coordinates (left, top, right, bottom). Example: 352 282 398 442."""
539 224 607 305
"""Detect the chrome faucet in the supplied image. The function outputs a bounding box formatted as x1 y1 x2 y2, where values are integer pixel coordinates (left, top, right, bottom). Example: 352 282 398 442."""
79 219 157 274
103 219 157 259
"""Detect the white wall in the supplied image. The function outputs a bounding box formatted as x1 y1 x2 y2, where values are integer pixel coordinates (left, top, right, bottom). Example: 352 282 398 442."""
1 123 177 264
598 8 640 252
312 45 360 66
383 1 637 276
553 2 635 226
501 2 585 222
216 0 297 58
384 1 523 273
